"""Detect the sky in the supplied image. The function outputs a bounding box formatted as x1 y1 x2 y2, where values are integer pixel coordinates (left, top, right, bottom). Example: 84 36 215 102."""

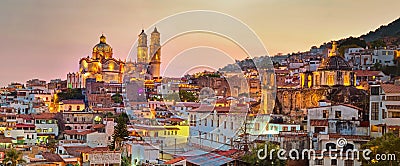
0 0 399 86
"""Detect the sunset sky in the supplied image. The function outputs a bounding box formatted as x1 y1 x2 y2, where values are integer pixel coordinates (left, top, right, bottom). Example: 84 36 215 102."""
0 0 399 86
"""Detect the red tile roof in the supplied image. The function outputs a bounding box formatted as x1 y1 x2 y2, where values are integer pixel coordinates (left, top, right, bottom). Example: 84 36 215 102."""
62 99 84 104
33 113 56 120
64 130 95 136
17 114 34 120
164 157 186 164
168 118 184 122
15 123 35 128
0 136 14 143
42 152 64 162
354 70 384 77
381 84 400 93
92 124 105 129
64 146 91 157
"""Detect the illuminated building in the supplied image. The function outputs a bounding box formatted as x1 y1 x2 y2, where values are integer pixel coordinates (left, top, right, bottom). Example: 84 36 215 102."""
68 34 125 88
313 41 355 87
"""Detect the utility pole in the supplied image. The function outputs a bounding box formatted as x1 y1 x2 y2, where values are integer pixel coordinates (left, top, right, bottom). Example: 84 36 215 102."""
174 138 177 155
160 140 164 160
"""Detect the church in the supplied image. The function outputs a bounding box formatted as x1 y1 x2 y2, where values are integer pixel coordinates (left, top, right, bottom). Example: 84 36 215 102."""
67 34 125 88
125 27 162 81
68 28 162 89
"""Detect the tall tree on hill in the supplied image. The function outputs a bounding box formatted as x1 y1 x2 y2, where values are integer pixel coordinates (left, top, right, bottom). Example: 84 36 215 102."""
111 112 130 150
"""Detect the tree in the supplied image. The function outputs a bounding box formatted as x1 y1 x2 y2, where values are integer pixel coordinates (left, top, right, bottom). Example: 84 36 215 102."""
372 62 382 70
370 39 386 49
54 112 65 138
121 156 132 166
361 133 400 166
163 93 180 102
111 113 130 150
3 148 26 166
111 93 123 104
47 137 59 153
56 88 85 103
242 142 286 166
179 90 198 102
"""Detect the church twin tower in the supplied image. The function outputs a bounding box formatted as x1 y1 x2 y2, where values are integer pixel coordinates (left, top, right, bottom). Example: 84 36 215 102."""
137 27 161 79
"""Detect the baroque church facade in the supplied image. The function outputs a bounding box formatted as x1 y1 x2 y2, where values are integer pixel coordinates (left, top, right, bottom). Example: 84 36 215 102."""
275 41 368 122
67 35 125 88
67 28 162 89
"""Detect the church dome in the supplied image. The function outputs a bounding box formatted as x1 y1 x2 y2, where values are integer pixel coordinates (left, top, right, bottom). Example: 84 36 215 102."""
318 55 351 70
93 34 112 53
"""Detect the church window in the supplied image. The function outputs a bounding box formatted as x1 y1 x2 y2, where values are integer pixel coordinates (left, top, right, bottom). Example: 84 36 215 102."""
327 74 334 86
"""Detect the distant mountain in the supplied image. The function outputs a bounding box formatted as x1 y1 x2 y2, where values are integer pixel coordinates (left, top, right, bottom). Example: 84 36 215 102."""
219 17 400 72
360 17 400 42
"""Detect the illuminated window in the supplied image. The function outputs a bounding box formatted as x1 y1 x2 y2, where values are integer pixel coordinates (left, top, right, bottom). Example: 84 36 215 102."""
255 123 260 131
327 74 334 86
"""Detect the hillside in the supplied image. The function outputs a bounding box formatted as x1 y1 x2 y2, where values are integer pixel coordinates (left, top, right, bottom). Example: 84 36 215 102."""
360 17 400 42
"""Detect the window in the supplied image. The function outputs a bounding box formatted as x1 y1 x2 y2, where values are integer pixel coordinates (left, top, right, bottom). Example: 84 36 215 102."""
217 115 219 127
283 126 288 131
323 110 328 118
331 159 337 165
315 127 325 133
211 119 213 127
231 122 234 130
335 111 341 119
315 159 323 165
204 119 207 126
371 87 380 95
344 160 354 166
371 102 379 120
382 109 386 119
77 106 80 111
254 123 260 131
224 121 227 129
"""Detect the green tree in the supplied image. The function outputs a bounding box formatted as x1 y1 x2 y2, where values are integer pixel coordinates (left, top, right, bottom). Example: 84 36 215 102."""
47 137 59 153
121 156 132 166
111 93 123 104
163 93 180 102
361 133 400 166
56 88 85 103
372 62 382 70
242 142 286 166
179 90 198 102
111 113 130 150
370 39 386 49
3 148 26 166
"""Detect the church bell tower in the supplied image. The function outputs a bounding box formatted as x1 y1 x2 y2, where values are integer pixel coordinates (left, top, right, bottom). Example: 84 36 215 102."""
149 27 161 79
137 30 148 64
